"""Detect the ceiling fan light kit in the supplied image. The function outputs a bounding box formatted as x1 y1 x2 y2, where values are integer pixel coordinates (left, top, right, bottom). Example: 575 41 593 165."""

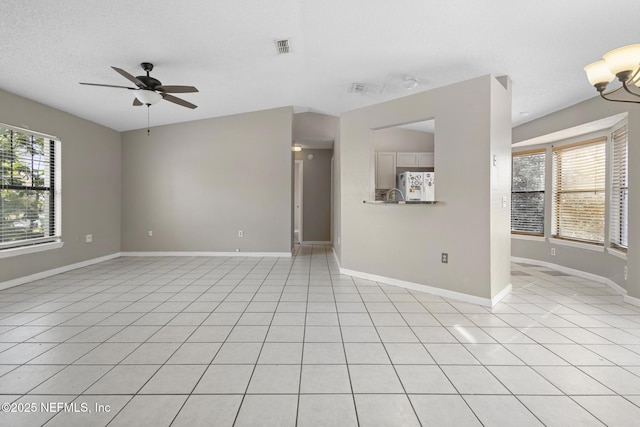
135 89 162 106
584 43 640 104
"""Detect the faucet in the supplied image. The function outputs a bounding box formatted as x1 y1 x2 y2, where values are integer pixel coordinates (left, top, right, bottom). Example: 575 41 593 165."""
385 188 405 202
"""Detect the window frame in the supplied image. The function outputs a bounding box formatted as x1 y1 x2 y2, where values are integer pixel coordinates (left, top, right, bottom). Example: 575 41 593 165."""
511 148 546 237
609 123 628 252
551 136 607 245
0 123 62 256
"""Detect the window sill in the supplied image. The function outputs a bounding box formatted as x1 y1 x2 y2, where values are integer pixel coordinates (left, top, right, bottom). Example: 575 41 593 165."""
511 234 545 242
606 247 627 260
0 241 64 259
547 237 604 252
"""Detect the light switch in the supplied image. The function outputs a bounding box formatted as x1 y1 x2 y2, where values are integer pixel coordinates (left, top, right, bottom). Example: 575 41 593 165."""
502 196 508 208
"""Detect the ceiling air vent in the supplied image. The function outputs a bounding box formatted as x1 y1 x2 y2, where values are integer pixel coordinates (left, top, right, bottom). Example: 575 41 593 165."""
349 82 368 95
275 39 291 54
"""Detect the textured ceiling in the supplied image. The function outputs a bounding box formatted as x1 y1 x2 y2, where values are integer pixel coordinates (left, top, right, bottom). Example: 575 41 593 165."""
0 0 638 132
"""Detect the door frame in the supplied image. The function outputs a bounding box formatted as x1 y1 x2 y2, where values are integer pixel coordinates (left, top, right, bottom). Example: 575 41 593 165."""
294 159 303 244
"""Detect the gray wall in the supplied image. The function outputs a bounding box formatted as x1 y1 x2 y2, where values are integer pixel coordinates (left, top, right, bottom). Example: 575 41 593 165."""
373 127 434 152
293 112 338 143
512 98 639 296
0 89 122 282
121 107 293 254
338 75 512 302
295 149 332 242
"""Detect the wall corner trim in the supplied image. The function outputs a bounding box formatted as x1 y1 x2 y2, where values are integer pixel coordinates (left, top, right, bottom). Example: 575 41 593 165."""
511 256 627 295
0 252 122 291
492 284 513 306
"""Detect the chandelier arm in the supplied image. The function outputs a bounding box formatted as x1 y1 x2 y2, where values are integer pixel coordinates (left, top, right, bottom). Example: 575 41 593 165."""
622 80 640 98
600 91 640 104
601 83 626 97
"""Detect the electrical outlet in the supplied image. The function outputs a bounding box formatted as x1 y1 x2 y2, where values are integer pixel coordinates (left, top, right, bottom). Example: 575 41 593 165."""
147 230 153 237
624 266 628 280
238 230 244 238
551 248 556 256
235 248 240 252
84 234 92 243
441 253 448 264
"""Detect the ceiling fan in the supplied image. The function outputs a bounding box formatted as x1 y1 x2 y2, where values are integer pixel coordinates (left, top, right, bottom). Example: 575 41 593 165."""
80 62 198 109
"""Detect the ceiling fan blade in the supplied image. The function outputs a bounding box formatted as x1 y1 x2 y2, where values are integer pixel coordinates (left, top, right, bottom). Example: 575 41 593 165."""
162 94 198 109
156 85 199 93
79 82 137 90
111 66 146 88
133 98 143 106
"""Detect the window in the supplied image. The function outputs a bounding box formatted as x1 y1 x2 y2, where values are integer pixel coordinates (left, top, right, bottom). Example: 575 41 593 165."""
610 124 628 251
511 150 545 235
552 137 606 244
0 124 60 251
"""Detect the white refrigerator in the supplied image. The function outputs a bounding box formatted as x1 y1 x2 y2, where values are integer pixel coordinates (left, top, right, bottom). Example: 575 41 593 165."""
397 172 435 201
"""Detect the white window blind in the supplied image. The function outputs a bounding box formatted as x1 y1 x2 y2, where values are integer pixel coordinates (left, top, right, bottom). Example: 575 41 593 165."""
0 124 60 250
610 125 628 250
552 137 606 244
512 150 545 235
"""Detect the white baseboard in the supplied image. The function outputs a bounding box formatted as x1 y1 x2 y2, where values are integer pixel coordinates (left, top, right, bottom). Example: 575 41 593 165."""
332 247 509 307
340 267 504 307
121 251 292 258
624 295 640 308
0 252 122 291
511 256 627 296
301 241 332 245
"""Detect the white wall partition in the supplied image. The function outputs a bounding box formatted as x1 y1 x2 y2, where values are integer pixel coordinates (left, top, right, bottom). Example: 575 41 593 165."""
337 75 512 305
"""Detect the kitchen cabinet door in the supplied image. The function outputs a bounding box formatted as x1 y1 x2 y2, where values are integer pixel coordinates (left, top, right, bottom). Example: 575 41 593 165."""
418 152 434 167
396 152 419 167
376 152 396 189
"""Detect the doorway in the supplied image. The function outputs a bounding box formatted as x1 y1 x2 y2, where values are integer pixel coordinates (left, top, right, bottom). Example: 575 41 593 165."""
294 160 303 244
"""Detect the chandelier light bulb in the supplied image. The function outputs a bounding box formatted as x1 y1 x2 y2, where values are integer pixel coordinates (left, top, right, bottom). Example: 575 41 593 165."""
584 60 615 87
584 43 640 104
602 44 640 80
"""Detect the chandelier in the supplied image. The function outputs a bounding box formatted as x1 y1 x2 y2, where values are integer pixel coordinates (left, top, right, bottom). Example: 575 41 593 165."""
584 44 640 104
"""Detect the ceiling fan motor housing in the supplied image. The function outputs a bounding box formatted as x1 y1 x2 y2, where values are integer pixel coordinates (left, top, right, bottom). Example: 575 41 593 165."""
137 62 161 90
136 75 162 90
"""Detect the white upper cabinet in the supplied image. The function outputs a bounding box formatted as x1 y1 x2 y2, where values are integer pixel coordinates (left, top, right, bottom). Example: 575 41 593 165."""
396 152 434 167
396 152 419 167
418 152 434 167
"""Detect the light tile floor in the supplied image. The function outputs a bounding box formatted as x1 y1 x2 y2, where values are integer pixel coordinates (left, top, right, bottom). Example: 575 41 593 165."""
0 245 639 426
